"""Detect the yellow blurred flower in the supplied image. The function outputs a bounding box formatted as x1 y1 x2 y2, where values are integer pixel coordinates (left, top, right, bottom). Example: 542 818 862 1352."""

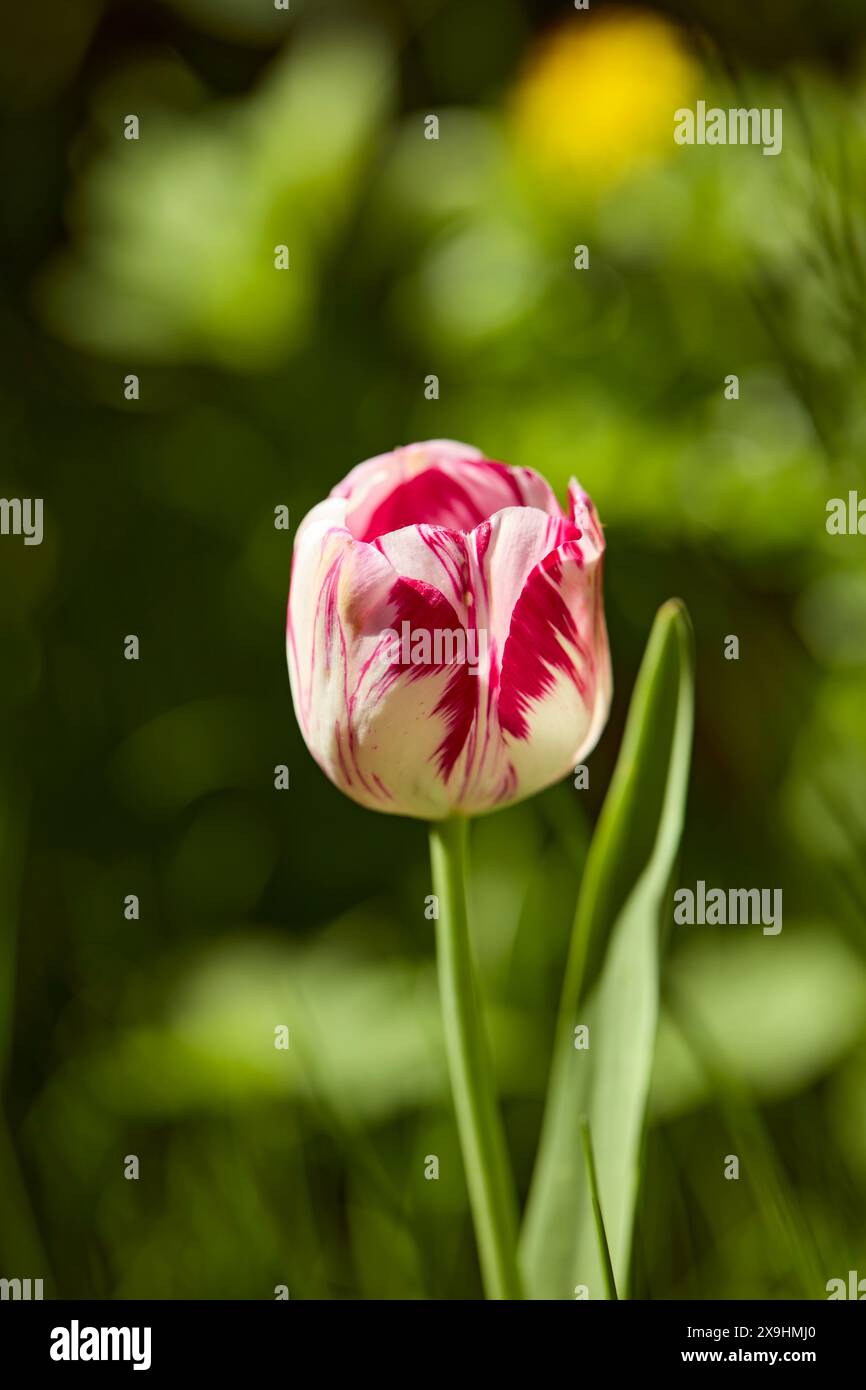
511 6 698 192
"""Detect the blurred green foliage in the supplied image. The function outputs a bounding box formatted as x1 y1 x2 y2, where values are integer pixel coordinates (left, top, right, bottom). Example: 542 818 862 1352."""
1 0 865 1298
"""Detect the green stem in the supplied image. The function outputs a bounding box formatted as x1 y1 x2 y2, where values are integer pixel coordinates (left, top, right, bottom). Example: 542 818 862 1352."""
429 816 522 1300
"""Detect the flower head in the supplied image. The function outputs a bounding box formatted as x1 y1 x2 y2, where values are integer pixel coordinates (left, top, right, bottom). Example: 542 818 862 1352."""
287 440 611 818
511 9 697 191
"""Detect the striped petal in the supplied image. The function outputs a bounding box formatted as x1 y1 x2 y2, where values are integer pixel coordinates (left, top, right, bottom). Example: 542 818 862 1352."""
337 439 562 542
287 500 480 817
497 524 610 801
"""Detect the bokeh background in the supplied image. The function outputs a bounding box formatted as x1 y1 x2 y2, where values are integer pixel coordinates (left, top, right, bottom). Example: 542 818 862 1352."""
1 0 866 1299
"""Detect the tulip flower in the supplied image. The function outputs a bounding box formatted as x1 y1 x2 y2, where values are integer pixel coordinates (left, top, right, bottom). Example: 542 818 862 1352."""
287 439 611 821
286 439 612 1301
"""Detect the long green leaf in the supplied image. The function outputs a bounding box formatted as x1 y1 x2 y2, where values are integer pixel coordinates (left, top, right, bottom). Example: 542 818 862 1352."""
520 599 694 1299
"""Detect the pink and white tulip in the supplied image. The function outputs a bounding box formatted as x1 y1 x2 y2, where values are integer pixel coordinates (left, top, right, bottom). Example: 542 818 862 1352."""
287 440 611 819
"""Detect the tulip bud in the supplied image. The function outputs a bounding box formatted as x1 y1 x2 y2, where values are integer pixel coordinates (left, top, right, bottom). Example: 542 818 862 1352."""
287 440 611 819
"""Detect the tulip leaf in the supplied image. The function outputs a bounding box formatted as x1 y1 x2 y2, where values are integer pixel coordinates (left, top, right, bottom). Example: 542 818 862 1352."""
520 599 694 1299
579 1117 618 1300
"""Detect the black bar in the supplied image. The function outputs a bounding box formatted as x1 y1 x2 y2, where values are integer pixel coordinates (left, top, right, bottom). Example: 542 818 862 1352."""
0 1298 860 1375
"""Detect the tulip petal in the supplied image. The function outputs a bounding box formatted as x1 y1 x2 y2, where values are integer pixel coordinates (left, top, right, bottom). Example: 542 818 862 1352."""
372 524 464 607
287 501 481 817
498 544 594 741
568 478 606 561
364 576 478 783
496 491 610 795
338 439 562 541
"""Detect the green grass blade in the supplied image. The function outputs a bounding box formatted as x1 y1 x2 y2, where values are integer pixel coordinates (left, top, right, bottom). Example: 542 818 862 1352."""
520 599 695 1300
